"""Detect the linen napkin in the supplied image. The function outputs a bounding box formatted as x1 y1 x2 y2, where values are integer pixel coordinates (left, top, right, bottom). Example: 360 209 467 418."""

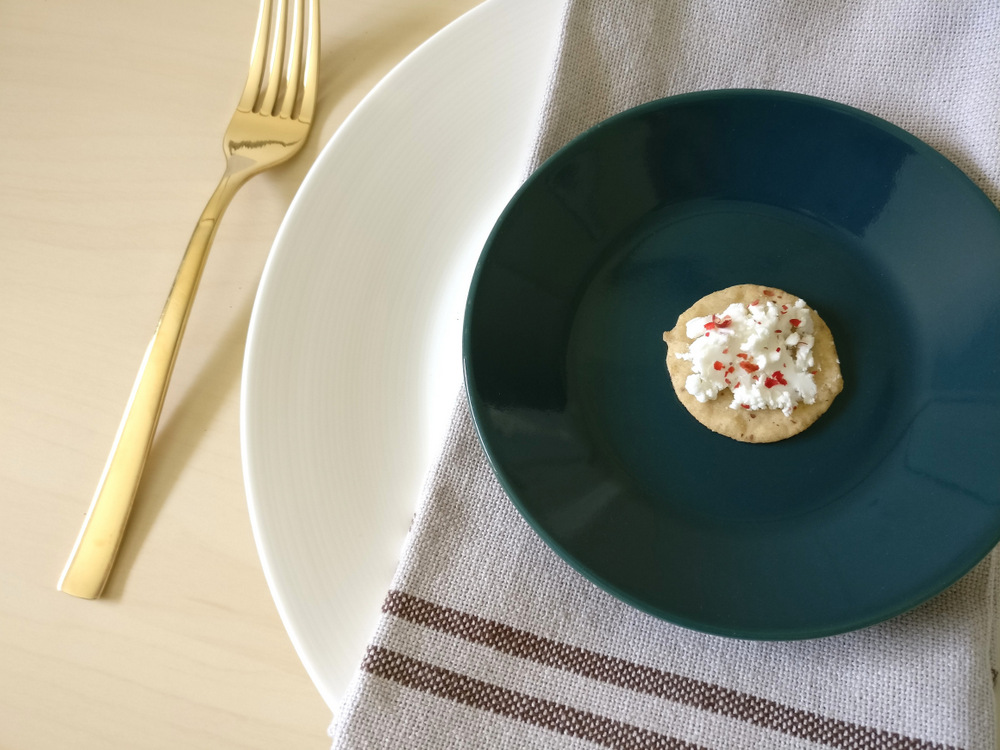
329 1 1000 748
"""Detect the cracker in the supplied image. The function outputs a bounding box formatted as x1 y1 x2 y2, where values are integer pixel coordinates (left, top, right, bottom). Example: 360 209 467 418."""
663 284 843 443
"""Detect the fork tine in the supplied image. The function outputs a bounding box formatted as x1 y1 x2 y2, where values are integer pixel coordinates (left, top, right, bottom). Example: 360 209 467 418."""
279 0 305 119
259 0 288 116
297 0 320 124
237 0 273 112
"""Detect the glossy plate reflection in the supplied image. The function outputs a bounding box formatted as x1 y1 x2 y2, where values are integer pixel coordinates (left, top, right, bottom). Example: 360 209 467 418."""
463 89 1000 640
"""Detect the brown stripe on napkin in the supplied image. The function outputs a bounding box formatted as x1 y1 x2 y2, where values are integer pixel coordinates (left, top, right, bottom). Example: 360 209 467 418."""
382 590 959 750
361 645 709 750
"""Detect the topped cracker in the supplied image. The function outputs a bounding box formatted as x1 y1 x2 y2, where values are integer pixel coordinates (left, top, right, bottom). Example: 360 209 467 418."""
663 284 843 443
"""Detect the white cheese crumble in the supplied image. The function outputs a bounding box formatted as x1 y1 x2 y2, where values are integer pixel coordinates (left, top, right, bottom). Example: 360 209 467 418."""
675 296 819 416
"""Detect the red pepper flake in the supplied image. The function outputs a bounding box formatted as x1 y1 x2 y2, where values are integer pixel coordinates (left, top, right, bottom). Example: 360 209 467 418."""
789 318 801 327
704 321 716 330
741 404 750 409
750 299 760 306
811 371 818 375
739 361 759 373
775 347 780 352
763 289 774 296
722 348 729 354
774 329 782 334
713 360 724 371
717 318 732 329
736 352 748 359
733 382 741 389
773 371 787 386
764 376 777 389
782 304 788 311
725 378 731 385
726 366 735 375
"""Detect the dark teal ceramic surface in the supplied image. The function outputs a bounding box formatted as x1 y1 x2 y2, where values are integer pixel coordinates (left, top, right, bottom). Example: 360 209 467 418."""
462 89 1000 639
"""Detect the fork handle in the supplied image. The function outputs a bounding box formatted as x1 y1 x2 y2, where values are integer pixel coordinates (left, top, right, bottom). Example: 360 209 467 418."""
58 170 247 599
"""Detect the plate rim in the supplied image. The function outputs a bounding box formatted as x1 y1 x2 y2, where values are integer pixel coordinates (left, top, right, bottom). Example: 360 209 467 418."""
239 0 565 708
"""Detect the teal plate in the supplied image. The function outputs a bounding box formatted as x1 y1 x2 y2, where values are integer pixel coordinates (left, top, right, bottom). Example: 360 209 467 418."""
463 89 1000 640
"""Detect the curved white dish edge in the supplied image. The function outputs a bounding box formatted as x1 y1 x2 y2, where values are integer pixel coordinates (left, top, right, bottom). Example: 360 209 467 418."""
240 0 565 711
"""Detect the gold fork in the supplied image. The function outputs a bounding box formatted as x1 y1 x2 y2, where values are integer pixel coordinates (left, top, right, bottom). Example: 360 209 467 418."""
58 0 320 599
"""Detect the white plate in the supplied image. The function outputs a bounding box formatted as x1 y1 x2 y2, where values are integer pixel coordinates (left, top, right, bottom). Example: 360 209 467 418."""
240 0 565 710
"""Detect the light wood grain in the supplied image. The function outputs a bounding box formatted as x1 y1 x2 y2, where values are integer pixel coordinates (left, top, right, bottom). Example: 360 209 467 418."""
0 0 481 746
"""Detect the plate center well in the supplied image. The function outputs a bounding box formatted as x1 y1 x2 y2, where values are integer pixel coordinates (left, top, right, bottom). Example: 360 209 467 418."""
566 199 915 525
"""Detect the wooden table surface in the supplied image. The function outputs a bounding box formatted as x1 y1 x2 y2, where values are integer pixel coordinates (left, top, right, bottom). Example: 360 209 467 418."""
0 0 480 746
